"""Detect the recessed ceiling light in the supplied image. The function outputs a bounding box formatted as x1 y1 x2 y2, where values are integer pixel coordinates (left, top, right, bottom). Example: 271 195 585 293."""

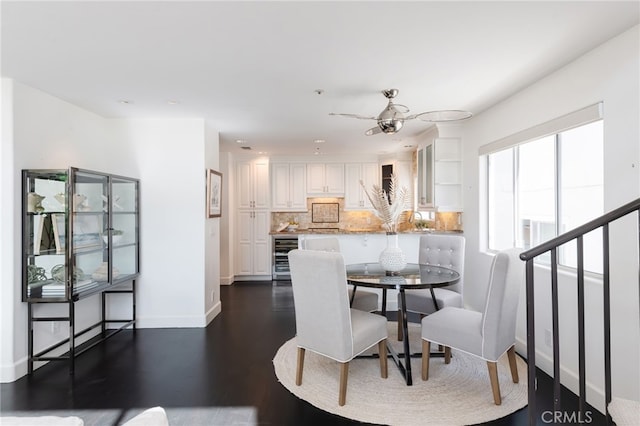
118 100 132 104
404 144 413 148
236 139 247 144
167 100 179 105
314 139 325 144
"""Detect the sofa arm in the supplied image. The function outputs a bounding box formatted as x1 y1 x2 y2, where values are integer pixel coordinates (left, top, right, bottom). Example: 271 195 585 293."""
121 407 169 426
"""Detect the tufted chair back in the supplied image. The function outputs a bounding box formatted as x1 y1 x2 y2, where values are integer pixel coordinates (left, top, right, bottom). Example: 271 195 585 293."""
418 234 465 297
302 237 379 313
303 237 340 252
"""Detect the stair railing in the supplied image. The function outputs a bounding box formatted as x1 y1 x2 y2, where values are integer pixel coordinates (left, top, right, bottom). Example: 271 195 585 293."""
519 197 640 425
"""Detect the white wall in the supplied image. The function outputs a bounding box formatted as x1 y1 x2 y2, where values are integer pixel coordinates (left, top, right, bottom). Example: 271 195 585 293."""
1 79 17 382
461 26 640 410
219 152 234 285
1 81 221 382
112 118 212 328
204 120 222 322
1 80 118 382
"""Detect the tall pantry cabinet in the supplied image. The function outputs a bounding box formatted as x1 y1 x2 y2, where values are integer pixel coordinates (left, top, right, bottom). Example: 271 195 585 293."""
235 159 271 278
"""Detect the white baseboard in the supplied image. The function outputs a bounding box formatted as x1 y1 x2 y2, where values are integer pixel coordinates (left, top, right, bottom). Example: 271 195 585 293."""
205 301 222 325
220 275 234 285
233 275 272 282
1 358 27 383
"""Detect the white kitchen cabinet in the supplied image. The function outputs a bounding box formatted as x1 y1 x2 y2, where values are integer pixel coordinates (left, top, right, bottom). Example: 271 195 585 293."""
345 163 379 210
235 210 271 277
236 159 270 209
417 138 462 211
417 143 433 208
236 158 271 279
271 163 307 211
433 138 463 211
306 163 344 195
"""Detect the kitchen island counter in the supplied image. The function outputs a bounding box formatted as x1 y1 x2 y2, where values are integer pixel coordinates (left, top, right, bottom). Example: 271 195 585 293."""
270 229 462 236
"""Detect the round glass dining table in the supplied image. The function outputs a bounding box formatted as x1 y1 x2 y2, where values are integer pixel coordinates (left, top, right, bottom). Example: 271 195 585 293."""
346 263 460 386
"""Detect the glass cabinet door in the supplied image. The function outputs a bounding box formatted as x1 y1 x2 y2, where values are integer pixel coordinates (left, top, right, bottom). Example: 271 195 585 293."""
23 170 69 300
417 144 434 208
110 176 139 284
70 169 109 296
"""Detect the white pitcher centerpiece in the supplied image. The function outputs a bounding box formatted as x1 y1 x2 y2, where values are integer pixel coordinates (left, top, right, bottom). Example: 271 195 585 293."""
360 174 409 273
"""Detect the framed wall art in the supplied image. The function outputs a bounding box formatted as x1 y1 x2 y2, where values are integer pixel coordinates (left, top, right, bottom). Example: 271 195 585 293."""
207 169 223 218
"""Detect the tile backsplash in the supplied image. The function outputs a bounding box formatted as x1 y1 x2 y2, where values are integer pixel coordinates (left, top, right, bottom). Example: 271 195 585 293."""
271 197 462 232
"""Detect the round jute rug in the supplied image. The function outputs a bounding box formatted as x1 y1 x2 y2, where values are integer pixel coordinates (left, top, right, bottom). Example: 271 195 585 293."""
273 323 528 426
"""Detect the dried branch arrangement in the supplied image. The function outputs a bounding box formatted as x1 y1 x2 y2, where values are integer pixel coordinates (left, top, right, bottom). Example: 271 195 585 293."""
360 174 409 233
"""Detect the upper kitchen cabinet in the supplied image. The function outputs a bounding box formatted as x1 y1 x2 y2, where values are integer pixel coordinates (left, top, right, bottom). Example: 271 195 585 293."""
271 163 307 211
416 138 463 211
306 163 344 195
417 143 434 208
236 159 270 210
345 163 379 210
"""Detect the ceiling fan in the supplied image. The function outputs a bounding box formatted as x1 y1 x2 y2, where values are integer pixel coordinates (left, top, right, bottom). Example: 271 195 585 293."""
329 89 472 136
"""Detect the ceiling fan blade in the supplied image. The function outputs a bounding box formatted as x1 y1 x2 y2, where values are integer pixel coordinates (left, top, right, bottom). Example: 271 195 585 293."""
329 113 377 120
390 103 410 114
414 110 473 122
365 126 383 136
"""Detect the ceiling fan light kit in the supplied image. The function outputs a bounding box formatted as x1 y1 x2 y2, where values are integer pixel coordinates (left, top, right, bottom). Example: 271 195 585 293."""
330 89 473 136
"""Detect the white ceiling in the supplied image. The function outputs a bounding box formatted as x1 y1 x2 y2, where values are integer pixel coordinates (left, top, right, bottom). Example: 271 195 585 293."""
2 1 638 156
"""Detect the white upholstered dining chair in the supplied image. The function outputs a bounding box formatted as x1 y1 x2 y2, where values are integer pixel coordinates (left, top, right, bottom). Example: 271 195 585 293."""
303 237 379 312
288 249 388 406
420 248 524 405
398 234 465 339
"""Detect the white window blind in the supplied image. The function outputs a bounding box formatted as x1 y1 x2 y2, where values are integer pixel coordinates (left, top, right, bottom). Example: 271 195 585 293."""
479 103 603 156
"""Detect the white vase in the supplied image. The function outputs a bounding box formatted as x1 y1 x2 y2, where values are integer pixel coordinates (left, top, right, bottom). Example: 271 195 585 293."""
379 232 407 272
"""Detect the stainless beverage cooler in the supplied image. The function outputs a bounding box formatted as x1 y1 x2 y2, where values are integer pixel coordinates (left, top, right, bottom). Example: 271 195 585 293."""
272 235 298 280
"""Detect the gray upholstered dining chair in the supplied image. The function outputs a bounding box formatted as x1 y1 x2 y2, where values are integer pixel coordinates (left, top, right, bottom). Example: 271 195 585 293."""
288 249 388 406
303 237 379 312
420 248 524 405
398 234 465 339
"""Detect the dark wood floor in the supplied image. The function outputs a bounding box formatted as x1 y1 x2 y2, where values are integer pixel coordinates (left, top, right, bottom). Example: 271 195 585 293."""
1 281 606 425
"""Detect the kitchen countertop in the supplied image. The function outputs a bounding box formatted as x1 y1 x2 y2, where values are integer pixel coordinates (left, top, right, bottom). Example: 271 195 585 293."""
270 229 463 235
